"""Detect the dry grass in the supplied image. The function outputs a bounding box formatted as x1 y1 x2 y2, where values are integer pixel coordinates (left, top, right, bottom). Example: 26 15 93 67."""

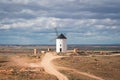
0 53 57 80
54 54 120 80
0 46 120 80
59 70 97 80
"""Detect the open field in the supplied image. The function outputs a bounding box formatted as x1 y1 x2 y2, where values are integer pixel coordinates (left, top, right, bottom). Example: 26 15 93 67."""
54 55 120 80
0 53 57 80
0 45 120 80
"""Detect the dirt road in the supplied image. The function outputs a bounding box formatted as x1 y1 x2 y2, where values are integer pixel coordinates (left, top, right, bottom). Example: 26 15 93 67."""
41 53 68 80
40 52 104 80
58 67 104 80
12 52 104 80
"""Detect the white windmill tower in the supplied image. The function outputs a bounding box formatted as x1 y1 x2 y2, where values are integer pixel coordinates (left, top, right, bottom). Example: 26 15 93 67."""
56 33 67 53
51 22 67 53
54 28 67 53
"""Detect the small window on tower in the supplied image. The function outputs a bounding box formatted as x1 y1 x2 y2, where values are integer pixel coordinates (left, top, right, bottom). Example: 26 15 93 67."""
60 44 61 46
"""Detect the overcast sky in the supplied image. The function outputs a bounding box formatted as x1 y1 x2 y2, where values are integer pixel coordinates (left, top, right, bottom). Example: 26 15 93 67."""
0 0 120 45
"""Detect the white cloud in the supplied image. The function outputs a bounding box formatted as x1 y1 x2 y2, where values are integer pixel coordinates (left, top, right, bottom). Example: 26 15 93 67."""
19 9 35 15
84 32 95 36
95 25 105 29
0 17 60 30
0 0 29 4
0 0 120 44
0 17 119 32
111 26 117 29
0 25 10 29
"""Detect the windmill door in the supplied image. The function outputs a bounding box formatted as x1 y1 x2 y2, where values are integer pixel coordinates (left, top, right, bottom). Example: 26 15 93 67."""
60 48 62 52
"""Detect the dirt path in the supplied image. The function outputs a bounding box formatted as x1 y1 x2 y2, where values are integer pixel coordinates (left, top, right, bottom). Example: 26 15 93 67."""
40 52 104 80
40 53 68 80
57 67 104 80
11 53 104 80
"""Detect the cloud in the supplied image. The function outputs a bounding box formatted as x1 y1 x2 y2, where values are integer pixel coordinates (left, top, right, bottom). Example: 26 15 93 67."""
0 0 29 4
0 17 119 34
0 0 120 44
0 0 120 19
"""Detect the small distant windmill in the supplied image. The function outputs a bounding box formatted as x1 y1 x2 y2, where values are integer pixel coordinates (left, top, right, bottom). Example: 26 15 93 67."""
54 27 67 53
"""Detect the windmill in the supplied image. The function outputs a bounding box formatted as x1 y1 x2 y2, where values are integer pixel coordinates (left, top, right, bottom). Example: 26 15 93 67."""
54 27 67 53
50 22 67 53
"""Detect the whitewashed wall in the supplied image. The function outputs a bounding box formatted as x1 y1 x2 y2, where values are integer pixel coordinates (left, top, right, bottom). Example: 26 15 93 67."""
56 39 67 53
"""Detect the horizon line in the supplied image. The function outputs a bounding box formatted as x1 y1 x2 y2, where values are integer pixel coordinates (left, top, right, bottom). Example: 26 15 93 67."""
0 43 120 46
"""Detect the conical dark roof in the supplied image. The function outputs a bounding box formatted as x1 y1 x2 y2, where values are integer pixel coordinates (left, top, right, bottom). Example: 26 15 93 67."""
57 33 67 39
